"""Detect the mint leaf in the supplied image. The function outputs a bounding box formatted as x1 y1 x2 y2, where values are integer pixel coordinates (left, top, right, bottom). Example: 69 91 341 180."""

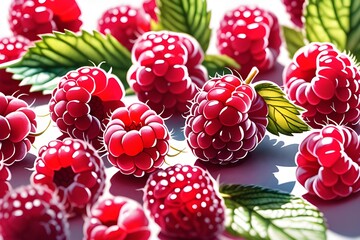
157 0 212 52
2 30 132 94
254 81 310 136
220 184 327 240
202 54 240 77
282 26 306 59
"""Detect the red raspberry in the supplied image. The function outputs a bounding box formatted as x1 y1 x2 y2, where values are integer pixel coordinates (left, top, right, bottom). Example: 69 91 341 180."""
216 6 282 76
0 163 11 199
127 31 208 118
142 0 158 22
281 0 305 28
104 102 170 177
0 92 37 165
283 42 360 129
83 196 151 240
97 5 150 51
143 164 225 239
31 138 106 216
8 0 82 41
296 124 360 200
0 185 69 240
49 66 125 150
184 73 268 165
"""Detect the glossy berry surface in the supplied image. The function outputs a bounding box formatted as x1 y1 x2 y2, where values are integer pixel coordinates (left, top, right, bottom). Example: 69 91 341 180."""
0 92 37 165
184 74 268 165
0 163 11 199
8 0 82 41
296 125 360 200
0 185 69 240
83 196 151 240
104 102 169 177
216 6 282 76
143 0 158 22
98 5 150 51
282 0 305 28
31 138 106 216
143 164 225 239
49 66 125 150
284 42 360 129
127 31 208 118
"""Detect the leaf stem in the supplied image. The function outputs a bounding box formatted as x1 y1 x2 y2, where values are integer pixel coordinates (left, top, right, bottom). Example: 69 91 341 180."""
244 67 259 84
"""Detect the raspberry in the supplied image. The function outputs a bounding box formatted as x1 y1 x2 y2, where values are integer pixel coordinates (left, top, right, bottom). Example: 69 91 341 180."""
0 163 11 199
184 72 268 165
0 36 31 96
282 0 305 28
97 5 150 51
0 185 69 240
283 42 360 129
49 66 125 150
83 196 151 240
216 6 282 76
31 138 106 216
142 0 158 22
8 0 82 41
0 92 37 165
296 124 360 200
143 164 225 239
127 31 208 118
104 102 170 177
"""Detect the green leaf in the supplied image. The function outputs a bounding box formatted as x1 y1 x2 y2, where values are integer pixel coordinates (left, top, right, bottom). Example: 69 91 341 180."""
156 0 212 52
220 184 327 240
2 30 132 93
202 54 240 77
305 0 360 59
254 81 310 136
282 26 306 59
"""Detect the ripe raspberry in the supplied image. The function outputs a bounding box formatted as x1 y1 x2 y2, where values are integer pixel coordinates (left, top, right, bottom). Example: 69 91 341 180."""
83 196 151 240
49 66 125 151
104 102 170 177
282 0 305 28
31 138 106 216
0 185 69 240
97 5 150 51
296 124 360 200
8 0 82 41
0 92 37 165
184 72 268 165
283 42 360 129
142 0 158 22
216 6 282 76
0 163 11 199
143 164 225 239
127 31 208 118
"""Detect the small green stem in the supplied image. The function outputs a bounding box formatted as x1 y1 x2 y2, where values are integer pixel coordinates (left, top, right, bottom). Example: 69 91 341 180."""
244 67 259 84
125 88 135 95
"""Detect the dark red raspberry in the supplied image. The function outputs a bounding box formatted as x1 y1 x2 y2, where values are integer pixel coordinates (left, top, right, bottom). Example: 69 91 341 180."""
282 0 305 28
0 163 11 199
283 42 360 129
49 66 125 150
31 138 106 216
142 0 158 22
104 102 170 177
0 92 37 165
184 72 268 165
83 196 151 240
98 5 150 51
127 31 208 118
296 124 360 200
8 0 82 41
216 6 282 76
0 185 69 240
143 164 225 239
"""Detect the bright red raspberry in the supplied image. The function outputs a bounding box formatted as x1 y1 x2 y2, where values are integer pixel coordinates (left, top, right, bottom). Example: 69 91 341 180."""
296 124 360 200
8 0 82 41
127 31 208 118
283 42 360 129
98 5 150 51
0 92 37 165
49 66 125 150
31 138 106 216
216 6 282 76
143 164 225 239
83 196 151 240
0 163 11 199
184 73 268 165
282 0 305 28
104 102 170 177
142 0 158 22
0 185 69 240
